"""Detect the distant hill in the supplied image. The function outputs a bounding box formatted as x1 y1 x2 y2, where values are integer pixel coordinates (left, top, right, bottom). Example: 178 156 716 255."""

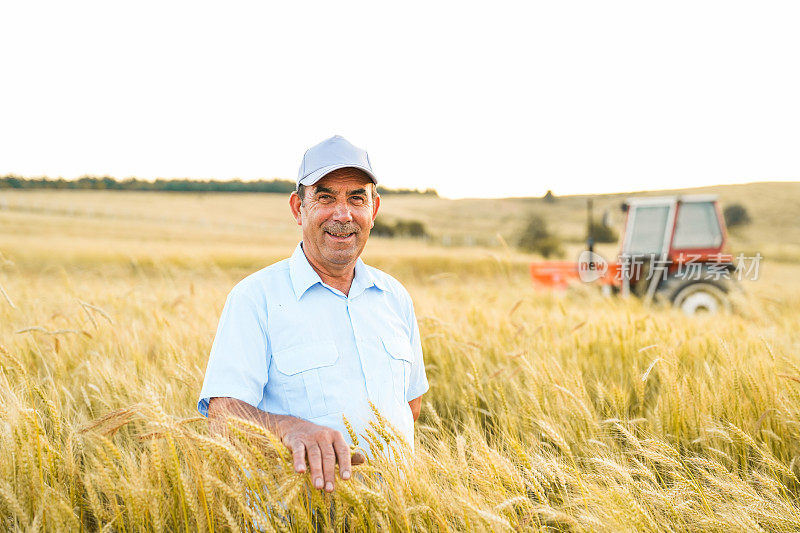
0 179 795 262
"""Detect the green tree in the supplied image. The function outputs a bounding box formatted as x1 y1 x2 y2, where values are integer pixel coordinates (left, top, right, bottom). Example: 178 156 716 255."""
723 203 751 228
517 213 563 258
371 218 396 237
394 219 428 238
589 221 618 243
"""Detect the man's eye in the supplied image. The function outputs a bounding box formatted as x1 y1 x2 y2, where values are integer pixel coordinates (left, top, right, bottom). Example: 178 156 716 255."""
318 195 333 201
351 196 366 204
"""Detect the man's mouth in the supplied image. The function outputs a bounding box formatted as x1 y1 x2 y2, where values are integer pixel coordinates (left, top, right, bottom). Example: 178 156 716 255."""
324 230 356 241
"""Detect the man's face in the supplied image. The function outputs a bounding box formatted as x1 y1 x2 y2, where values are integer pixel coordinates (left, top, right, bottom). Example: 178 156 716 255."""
289 168 380 271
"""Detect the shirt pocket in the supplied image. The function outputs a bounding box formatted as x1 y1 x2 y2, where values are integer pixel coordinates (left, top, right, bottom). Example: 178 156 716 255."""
382 336 413 403
272 341 339 420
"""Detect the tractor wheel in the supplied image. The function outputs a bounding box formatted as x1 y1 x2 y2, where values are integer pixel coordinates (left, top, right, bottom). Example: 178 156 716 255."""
668 281 731 316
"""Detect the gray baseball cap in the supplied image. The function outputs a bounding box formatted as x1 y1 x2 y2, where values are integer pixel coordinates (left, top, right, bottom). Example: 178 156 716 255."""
297 135 377 187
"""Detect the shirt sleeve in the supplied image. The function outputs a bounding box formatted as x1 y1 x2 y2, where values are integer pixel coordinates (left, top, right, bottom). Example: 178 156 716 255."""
197 286 270 417
405 296 429 401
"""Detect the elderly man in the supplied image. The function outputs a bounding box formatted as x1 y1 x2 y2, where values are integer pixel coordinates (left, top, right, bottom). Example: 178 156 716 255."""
197 135 429 494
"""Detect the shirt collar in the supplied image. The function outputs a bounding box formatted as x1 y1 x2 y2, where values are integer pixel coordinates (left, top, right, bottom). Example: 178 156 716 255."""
289 242 389 300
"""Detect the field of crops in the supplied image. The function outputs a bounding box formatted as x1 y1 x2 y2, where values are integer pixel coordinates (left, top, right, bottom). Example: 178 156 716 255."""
2 188 800 531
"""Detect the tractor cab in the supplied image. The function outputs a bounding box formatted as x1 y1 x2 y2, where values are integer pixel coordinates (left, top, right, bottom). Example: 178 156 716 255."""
622 195 727 265
620 195 732 302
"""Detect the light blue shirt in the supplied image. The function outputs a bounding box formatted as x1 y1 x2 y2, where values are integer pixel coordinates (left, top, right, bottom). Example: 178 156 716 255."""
198 242 429 455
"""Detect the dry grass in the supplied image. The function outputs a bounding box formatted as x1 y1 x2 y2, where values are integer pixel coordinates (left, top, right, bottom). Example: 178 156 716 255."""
1 187 800 531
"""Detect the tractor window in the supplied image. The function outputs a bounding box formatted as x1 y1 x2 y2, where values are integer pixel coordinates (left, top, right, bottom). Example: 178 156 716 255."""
672 202 722 249
626 205 670 254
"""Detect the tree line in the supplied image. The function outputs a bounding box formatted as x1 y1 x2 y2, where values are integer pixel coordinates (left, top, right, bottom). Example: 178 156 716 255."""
0 175 438 196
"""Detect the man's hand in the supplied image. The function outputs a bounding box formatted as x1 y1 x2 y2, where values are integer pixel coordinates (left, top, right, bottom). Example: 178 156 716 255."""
207 397 363 493
409 396 422 422
276 417 356 492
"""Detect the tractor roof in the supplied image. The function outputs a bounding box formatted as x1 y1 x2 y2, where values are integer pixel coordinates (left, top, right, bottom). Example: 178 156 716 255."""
624 194 718 207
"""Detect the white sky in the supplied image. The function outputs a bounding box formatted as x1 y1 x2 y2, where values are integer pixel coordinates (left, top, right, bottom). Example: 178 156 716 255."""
1 1 799 199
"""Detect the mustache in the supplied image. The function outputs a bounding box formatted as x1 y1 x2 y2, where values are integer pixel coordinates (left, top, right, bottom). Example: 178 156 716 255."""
323 222 360 234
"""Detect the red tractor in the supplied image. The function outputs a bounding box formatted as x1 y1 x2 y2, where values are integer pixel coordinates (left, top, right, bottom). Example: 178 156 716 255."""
530 195 737 315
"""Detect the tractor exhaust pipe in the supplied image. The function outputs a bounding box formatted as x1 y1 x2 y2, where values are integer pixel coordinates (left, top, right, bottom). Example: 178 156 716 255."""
586 198 595 267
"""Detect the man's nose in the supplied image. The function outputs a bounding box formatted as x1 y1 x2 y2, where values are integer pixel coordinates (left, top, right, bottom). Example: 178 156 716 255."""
330 199 353 222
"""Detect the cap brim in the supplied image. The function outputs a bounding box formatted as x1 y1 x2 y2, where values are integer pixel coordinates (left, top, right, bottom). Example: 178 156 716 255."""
298 164 377 186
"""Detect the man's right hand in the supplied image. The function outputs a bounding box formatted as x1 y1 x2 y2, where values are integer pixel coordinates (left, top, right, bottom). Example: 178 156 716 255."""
208 397 363 493
276 416 355 493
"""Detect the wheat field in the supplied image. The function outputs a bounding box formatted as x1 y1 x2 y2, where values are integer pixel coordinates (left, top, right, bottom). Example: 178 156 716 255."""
2 188 800 531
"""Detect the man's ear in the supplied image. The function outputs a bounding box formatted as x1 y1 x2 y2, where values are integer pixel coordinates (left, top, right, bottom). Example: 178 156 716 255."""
370 193 381 228
289 191 303 226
